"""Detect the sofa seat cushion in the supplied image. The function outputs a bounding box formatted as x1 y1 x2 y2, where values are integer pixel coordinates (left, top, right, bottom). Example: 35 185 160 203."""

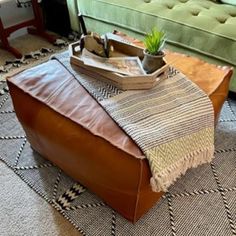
78 0 236 66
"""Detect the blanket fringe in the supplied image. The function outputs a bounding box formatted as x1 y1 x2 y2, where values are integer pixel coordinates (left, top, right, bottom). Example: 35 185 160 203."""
150 146 215 192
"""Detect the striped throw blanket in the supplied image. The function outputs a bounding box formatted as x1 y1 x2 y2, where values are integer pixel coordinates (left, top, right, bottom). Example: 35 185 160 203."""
54 54 215 192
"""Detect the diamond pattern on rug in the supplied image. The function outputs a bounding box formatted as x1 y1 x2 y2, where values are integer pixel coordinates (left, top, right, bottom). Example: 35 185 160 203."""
0 112 25 136
0 95 14 112
215 121 236 151
0 94 9 107
55 183 86 209
1 84 236 235
16 142 52 168
213 151 236 188
115 198 173 236
169 162 217 194
53 172 77 199
16 166 61 200
228 99 236 116
64 204 114 236
219 101 236 122
172 193 233 235
225 191 236 227
67 190 105 208
0 138 26 167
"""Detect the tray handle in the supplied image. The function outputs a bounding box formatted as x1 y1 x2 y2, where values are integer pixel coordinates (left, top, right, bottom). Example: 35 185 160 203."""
151 63 170 78
69 42 81 57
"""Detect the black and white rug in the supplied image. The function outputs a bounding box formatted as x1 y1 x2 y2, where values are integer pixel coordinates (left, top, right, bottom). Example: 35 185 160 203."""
0 39 69 78
0 85 236 236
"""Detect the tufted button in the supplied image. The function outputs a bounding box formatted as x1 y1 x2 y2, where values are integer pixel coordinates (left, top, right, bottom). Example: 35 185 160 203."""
216 18 227 24
229 13 236 17
191 12 200 16
166 5 174 9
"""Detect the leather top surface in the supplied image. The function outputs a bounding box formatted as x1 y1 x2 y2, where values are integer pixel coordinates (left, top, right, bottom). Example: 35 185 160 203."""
8 60 145 159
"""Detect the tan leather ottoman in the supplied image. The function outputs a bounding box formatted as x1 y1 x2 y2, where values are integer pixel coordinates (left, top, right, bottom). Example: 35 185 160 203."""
7 53 232 222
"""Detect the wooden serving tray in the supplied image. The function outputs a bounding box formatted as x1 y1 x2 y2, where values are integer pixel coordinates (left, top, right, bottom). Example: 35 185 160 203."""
69 36 169 90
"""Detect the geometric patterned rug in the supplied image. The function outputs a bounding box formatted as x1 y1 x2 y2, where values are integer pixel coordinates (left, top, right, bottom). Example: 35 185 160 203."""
1 82 236 235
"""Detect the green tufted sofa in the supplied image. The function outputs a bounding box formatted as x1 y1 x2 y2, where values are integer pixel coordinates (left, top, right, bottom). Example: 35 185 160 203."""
66 0 236 92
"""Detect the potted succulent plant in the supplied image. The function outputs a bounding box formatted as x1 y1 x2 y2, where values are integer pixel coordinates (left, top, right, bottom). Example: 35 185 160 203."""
142 27 166 73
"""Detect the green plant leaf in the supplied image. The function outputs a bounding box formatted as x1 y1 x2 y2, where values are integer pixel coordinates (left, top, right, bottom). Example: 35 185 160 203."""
144 27 166 55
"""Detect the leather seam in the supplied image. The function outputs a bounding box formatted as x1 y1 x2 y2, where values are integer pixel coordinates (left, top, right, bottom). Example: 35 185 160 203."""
133 159 144 223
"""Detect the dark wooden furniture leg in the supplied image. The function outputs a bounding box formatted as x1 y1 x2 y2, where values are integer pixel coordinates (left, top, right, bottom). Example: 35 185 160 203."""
0 18 22 58
27 0 56 43
0 0 56 58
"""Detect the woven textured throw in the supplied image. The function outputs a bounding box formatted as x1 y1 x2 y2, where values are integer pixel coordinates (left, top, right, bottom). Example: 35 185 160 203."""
54 54 215 192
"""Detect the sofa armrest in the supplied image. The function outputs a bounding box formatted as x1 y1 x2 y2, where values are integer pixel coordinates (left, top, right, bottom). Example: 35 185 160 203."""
66 0 80 32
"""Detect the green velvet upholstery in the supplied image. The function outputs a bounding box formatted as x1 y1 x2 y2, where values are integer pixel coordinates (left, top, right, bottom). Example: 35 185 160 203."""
66 0 236 92
221 0 236 6
67 0 80 33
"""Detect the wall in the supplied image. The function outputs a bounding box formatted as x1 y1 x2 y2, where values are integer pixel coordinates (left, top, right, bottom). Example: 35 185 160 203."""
0 0 33 38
